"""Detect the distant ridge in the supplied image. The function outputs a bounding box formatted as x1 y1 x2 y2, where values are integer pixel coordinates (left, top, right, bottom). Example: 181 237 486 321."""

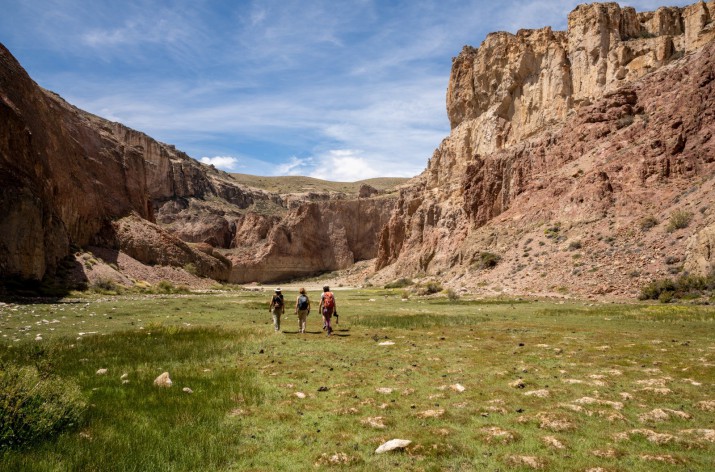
229 173 410 195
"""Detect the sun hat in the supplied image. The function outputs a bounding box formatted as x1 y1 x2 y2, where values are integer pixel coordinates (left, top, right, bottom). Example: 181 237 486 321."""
275 287 281 292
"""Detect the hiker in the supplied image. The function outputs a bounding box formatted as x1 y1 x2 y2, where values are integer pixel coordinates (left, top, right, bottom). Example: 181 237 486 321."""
269 288 284 332
318 285 336 336
295 287 310 333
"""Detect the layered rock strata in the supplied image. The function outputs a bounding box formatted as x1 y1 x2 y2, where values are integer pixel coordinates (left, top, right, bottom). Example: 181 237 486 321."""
377 1 715 296
0 43 395 285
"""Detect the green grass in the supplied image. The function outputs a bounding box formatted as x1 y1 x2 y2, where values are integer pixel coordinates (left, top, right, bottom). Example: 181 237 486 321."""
1 290 714 471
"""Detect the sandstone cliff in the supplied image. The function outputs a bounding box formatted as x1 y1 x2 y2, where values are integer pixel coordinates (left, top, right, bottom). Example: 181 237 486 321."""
0 43 396 288
376 1 715 298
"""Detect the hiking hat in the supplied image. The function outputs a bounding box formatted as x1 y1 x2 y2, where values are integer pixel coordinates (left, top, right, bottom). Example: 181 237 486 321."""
275 287 281 292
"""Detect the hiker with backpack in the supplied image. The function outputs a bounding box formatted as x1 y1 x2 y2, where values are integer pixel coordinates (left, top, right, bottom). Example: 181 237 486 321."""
295 287 311 334
319 285 336 336
269 288 285 332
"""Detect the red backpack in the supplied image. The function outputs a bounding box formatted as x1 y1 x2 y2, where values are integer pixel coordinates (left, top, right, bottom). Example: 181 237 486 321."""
323 292 335 310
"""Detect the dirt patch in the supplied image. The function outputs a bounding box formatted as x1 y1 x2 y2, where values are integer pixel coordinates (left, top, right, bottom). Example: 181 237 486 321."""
614 429 677 445
697 400 715 411
362 416 386 429
417 409 445 419
480 426 518 444
507 455 545 469
639 408 691 423
542 436 565 449
639 454 682 465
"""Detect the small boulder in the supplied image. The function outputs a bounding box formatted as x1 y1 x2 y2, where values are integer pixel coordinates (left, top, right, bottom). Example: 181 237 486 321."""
96 368 108 375
182 387 194 394
375 439 411 454
154 372 172 388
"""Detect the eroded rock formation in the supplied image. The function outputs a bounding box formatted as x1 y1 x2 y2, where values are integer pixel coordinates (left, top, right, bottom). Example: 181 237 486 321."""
377 1 715 297
0 43 396 286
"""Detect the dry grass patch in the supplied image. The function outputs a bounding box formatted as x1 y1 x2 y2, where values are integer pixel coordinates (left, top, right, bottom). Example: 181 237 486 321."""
614 429 677 445
680 429 715 443
591 448 619 458
542 435 566 449
479 426 519 444
314 452 359 466
417 409 445 419
697 400 715 411
535 412 576 432
639 453 683 465
361 416 387 429
639 408 691 423
506 455 546 469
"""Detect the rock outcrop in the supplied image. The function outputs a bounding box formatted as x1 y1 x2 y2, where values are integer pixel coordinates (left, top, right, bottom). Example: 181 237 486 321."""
0 42 397 286
230 198 395 283
376 1 715 297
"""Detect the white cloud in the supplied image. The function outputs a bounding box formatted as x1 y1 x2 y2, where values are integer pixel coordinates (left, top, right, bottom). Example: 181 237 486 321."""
200 156 239 170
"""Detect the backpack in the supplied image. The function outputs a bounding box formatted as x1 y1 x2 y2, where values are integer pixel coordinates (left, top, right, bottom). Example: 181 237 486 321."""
322 292 335 310
298 295 309 310
272 294 283 308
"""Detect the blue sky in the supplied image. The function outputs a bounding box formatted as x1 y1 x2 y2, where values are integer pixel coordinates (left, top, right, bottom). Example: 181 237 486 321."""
0 0 693 180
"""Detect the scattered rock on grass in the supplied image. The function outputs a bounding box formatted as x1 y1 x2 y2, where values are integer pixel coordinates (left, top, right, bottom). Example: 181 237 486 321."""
524 389 550 398
154 372 172 387
96 368 108 375
378 341 395 346
510 379 526 389
295 392 306 399
182 387 193 394
375 387 394 394
450 383 466 392
375 439 411 454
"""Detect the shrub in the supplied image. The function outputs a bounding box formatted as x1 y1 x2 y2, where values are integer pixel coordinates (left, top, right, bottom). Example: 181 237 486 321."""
385 278 413 289
183 263 198 276
567 240 582 250
446 288 460 301
91 278 122 294
474 252 501 270
544 223 561 240
154 281 191 294
667 210 692 232
417 281 443 295
640 216 658 231
658 291 674 303
639 272 715 301
0 365 87 448
616 114 634 129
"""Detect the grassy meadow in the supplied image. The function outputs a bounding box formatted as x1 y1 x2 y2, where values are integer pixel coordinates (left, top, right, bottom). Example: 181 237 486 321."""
1 289 714 471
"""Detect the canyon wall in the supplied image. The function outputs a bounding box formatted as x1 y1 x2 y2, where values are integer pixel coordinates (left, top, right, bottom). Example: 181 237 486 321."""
0 42 396 286
376 1 715 297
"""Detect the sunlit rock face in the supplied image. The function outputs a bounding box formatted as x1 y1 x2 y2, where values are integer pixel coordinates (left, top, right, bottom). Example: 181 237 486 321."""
0 42 396 284
377 2 715 297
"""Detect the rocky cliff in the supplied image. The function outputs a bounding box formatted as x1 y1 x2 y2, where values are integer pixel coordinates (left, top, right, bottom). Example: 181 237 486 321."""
376 1 715 298
0 43 395 288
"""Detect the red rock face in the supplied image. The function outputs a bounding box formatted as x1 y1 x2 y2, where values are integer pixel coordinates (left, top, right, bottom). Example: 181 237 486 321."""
229 198 395 283
0 43 397 285
376 2 715 297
